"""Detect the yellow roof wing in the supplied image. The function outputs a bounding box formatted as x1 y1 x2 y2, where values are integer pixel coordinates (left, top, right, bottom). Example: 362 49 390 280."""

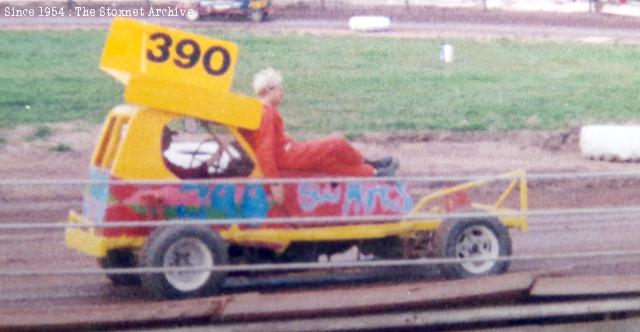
100 18 262 129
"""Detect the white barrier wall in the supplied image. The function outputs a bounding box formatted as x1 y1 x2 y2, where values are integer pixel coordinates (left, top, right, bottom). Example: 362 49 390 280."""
581 125 640 162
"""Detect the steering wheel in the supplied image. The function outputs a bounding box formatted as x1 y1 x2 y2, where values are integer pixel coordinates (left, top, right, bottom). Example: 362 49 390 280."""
187 137 223 171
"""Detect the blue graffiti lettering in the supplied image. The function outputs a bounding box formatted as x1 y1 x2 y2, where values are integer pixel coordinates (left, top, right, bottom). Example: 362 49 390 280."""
298 183 342 212
396 182 414 213
84 167 110 223
241 184 269 218
175 183 268 221
211 184 238 218
341 182 365 215
365 185 400 214
341 182 414 216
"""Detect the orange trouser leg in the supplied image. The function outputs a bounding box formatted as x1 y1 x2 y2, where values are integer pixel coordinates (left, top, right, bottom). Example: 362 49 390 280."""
281 136 375 176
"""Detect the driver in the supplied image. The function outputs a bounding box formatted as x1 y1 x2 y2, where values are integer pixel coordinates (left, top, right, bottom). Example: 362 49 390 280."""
240 67 398 183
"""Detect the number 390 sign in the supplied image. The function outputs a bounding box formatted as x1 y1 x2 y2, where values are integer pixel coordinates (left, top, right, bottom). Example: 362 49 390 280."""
146 32 231 77
99 18 262 129
101 18 239 93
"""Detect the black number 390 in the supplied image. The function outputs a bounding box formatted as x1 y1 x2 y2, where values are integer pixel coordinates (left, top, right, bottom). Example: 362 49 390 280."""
146 32 231 77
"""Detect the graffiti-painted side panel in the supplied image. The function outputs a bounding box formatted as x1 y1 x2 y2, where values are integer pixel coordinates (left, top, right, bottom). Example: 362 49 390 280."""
100 181 269 237
83 167 110 224
286 181 413 221
96 177 413 237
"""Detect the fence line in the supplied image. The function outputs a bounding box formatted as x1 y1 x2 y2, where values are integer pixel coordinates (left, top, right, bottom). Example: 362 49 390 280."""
1 170 640 187
1 170 639 276
1 249 639 276
2 206 640 229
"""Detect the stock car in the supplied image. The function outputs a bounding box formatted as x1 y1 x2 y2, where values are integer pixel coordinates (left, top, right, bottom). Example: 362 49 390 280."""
176 0 272 22
65 18 529 300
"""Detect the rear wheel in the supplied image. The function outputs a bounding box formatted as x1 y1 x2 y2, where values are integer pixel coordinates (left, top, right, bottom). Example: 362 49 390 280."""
99 249 141 286
140 225 228 299
433 217 511 279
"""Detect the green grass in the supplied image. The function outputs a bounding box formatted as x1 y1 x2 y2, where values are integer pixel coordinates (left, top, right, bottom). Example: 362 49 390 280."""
2 29 640 134
0 30 121 126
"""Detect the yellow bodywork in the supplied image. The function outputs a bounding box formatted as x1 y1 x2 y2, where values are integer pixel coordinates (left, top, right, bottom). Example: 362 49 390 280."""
90 105 262 180
100 18 263 130
248 0 270 9
66 18 529 258
67 211 147 258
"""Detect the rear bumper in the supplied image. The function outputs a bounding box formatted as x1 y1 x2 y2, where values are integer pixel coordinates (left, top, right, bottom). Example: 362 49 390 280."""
65 211 145 258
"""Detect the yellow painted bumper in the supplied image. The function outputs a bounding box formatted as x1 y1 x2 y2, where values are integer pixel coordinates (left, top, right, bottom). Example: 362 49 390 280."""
65 211 146 258
65 211 526 257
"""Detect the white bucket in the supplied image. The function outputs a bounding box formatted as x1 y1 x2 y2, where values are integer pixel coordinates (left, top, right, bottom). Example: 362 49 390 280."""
440 43 454 63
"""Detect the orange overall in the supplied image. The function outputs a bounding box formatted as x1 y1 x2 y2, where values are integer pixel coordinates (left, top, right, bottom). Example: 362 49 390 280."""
241 105 375 178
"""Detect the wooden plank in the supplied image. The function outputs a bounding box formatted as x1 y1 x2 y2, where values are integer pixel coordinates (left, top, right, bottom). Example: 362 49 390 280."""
531 275 640 297
0 272 537 330
476 316 640 332
221 272 536 321
0 296 228 330
212 297 640 332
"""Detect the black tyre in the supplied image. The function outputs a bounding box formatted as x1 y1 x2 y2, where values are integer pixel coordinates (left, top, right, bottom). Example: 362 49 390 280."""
140 225 228 300
99 249 141 286
433 217 511 279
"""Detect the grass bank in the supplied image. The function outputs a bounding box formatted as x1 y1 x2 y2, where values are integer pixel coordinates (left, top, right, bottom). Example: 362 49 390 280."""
1 29 640 134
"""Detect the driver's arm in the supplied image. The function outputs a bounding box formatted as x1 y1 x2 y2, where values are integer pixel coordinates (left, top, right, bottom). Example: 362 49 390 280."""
252 109 280 178
251 109 286 205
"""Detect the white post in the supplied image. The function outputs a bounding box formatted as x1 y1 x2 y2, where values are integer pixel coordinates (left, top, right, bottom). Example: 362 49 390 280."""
440 42 454 63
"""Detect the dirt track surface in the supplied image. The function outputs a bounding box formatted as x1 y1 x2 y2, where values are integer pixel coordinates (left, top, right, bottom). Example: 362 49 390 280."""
3 122 640 319
3 7 640 328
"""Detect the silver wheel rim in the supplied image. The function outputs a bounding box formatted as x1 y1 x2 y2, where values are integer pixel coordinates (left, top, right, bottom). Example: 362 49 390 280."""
186 9 199 21
163 237 213 292
454 225 499 274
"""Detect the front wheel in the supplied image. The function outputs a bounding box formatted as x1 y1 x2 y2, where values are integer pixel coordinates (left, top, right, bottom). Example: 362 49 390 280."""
248 9 265 22
140 225 228 299
433 217 511 279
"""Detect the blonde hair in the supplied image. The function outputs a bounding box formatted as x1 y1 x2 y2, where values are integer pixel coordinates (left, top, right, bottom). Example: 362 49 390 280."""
253 67 283 96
